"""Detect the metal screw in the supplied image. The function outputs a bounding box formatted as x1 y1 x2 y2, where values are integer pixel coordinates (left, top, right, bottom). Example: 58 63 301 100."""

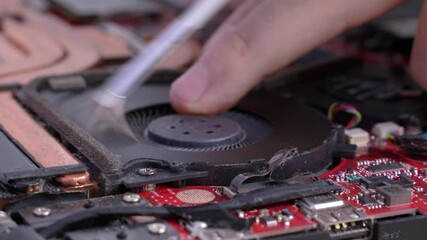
236 232 245 238
147 222 167 235
116 230 127 239
84 200 95 208
192 221 208 229
138 168 156 176
236 210 245 219
33 207 51 217
122 193 141 203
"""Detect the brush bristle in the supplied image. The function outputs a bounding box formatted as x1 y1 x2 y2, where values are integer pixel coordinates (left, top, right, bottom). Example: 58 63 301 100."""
59 90 138 141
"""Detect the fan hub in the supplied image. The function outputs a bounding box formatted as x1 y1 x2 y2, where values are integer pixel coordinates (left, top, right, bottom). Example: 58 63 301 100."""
147 115 244 148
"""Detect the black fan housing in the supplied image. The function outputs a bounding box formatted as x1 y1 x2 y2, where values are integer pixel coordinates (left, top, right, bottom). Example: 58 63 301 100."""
20 71 337 192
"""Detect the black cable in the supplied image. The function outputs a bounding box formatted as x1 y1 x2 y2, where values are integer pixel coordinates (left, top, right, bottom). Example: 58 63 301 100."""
39 206 170 238
39 180 339 238
176 180 339 212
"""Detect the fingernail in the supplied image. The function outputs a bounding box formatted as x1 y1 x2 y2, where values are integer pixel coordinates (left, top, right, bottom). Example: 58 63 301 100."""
171 64 209 103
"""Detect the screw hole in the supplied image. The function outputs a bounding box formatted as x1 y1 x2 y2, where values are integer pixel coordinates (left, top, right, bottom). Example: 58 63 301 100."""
199 119 206 123
169 126 176 129
213 124 222 128
183 132 190 135
178 120 184 123
206 131 213 134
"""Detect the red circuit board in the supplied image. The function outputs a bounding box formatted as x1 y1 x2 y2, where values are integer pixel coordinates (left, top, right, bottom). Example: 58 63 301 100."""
320 149 427 216
139 145 427 239
140 186 317 239
140 186 228 207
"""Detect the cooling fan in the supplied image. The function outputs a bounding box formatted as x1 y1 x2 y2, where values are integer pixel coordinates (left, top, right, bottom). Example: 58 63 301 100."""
127 105 273 152
20 70 337 194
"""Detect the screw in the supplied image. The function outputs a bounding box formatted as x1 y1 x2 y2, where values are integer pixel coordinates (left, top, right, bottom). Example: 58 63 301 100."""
192 221 208 229
236 210 245 219
33 207 51 217
147 222 167 235
122 193 141 203
138 168 156 176
116 230 127 239
84 200 95 208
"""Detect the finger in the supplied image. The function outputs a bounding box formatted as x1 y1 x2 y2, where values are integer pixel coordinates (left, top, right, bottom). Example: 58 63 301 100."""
157 0 259 69
156 40 201 69
221 0 261 26
170 0 405 115
411 1 427 90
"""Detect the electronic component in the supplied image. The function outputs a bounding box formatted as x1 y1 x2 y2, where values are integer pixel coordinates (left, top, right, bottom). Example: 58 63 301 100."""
368 162 404 173
301 194 344 210
359 195 377 205
301 203 372 240
360 176 392 189
372 122 405 139
260 216 279 228
376 185 412 206
394 175 414 188
281 209 294 220
347 173 362 183
345 128 370 148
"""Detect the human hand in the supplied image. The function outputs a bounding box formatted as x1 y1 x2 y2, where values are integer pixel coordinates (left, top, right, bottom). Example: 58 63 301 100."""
169 0 427 115
411 2 427 91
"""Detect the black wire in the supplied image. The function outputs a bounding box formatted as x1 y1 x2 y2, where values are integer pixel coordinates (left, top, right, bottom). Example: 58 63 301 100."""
39 180 339 238
39 206 170 238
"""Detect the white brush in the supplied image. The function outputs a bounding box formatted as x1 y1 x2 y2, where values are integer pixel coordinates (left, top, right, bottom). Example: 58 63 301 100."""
64 0 229 140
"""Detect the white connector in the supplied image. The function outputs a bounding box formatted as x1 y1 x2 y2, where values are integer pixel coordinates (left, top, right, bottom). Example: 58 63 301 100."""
345 128 370 148
371 122 404 139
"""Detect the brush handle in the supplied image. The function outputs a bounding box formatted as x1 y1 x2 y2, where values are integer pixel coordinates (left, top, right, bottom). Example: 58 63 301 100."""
97 0 229 106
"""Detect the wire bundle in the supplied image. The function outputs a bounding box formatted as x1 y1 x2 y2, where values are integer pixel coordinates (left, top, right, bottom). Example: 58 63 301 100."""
328 103 362 129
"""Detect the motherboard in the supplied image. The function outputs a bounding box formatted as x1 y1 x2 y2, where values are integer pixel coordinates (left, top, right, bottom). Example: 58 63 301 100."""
0 0 426 239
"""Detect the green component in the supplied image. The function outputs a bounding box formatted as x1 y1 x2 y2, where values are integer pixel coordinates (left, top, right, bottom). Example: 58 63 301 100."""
347 174 362 183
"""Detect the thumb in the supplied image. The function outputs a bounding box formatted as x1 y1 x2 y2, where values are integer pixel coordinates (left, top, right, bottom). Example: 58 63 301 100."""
170 1 262 115
169 29 262 114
